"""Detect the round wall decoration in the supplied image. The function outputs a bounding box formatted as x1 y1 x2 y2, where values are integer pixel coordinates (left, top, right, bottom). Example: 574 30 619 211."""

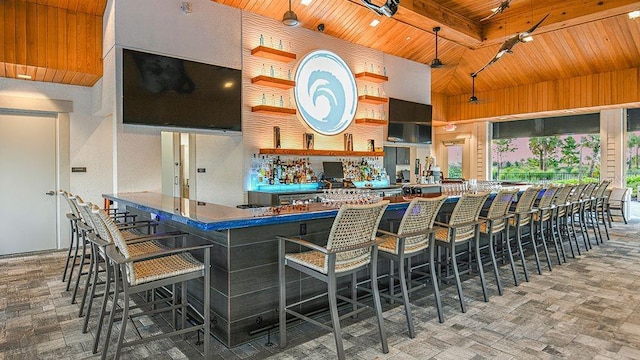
294 50 357 136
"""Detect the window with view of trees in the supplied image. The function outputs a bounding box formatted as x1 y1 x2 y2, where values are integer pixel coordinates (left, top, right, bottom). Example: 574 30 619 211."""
626 108 640 196
492 114 601 183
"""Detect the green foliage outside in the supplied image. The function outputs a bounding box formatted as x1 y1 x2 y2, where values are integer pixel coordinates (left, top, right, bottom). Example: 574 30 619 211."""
492 132 640 195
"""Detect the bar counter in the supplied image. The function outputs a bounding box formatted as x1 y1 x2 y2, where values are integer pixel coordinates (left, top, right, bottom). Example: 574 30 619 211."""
102 191 504 347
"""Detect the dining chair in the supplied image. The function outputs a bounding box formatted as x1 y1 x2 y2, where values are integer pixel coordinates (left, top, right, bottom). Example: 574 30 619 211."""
278 201 389 360
433 192 490 313
376 195 447 334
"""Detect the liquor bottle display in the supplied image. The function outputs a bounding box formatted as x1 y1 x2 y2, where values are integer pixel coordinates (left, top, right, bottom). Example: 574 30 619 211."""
252 156 317 186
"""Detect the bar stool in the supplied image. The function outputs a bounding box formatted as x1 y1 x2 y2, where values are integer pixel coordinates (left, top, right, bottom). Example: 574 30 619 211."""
508 186 542 283
531 185 560 271
588 180 611 244
376 195 447 333
566 183 588 255
478 188 518 293
551 185 574 262
593 180 612 241
96 206 212 360
60 190 81 284
278 201 389 360
433 192 490 313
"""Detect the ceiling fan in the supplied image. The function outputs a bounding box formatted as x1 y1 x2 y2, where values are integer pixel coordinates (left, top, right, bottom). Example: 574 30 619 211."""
361 0 400 17
468 74 478 104
480 0 512 22
472 13 550 77
430 26 444 68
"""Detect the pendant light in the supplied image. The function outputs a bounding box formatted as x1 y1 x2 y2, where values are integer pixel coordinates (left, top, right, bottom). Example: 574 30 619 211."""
283 0 299 26
469 74 478 104
430 27 443 68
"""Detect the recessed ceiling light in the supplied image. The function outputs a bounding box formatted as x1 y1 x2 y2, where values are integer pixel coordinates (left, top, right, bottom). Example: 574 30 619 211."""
301 0 312 5
370 19 380 27
17 74 32 79
629 10 640 19
406 36 411 40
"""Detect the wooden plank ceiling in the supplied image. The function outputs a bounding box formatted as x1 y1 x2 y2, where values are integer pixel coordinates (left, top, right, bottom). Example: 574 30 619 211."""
0 0 106 86
0 0 638 102
215 0 640 98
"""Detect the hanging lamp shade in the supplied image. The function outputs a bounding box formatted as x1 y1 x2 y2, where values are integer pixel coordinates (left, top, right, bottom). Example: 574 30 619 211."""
283 0 299 26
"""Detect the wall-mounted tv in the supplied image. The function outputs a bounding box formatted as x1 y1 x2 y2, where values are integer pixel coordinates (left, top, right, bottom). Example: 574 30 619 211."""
389 98 432 124
387 98 432 144
122 48 242 132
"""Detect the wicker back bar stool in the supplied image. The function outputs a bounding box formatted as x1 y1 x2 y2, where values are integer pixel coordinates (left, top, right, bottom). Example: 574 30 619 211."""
96 206 212 360
508 186 542 284
433 192 490 313
376 195 447 334
593 179 612 241
60 190 81 284
531 185 561 272
567 183 588 255
578 182 597 251
85 205 176 355
551 185 574 261
278 201 389 360
479 188 518 293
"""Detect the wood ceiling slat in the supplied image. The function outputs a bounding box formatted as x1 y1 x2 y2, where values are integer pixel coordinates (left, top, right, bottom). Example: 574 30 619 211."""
66 10 76 72
26 2 37 66
55 6 65 70
46 5 57 69
15 0 27 66
36 4 47 68
4 0 17 65
0 2 5 64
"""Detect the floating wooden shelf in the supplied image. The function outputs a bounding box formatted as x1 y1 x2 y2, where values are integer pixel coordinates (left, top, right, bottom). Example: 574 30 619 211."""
251 46 296 63
251 75 295 89
259 149 385 157
358 95 388 105
355 72 388 83
251 105 297 115
355 118 388 126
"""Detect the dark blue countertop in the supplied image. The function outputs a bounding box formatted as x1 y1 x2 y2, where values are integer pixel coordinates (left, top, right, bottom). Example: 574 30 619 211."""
104 192 463 231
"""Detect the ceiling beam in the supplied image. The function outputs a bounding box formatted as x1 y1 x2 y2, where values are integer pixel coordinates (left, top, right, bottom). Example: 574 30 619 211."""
481 0 640 46
394 0 483 48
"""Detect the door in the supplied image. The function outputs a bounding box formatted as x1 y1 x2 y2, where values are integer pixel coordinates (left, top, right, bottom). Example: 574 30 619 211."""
0 112 57 255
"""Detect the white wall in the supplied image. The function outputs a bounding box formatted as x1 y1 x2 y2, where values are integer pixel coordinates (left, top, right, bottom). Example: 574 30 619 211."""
99 0 244 204
0 78 111 205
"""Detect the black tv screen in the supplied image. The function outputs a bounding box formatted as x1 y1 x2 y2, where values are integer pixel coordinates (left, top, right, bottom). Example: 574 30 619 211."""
122 48 242 131
389 98 432 124
387 123 432 144
323 162 344 180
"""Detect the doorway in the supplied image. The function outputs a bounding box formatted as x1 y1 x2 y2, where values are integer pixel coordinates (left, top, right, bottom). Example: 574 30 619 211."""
0 112 58 255
161 132 196 198
446 144 463 178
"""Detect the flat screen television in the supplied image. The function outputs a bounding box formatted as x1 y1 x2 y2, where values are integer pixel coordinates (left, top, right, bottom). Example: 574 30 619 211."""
388 98 432 124
322 162 344 180
387 123 432 144
387 98 432 144
122 48 242 132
